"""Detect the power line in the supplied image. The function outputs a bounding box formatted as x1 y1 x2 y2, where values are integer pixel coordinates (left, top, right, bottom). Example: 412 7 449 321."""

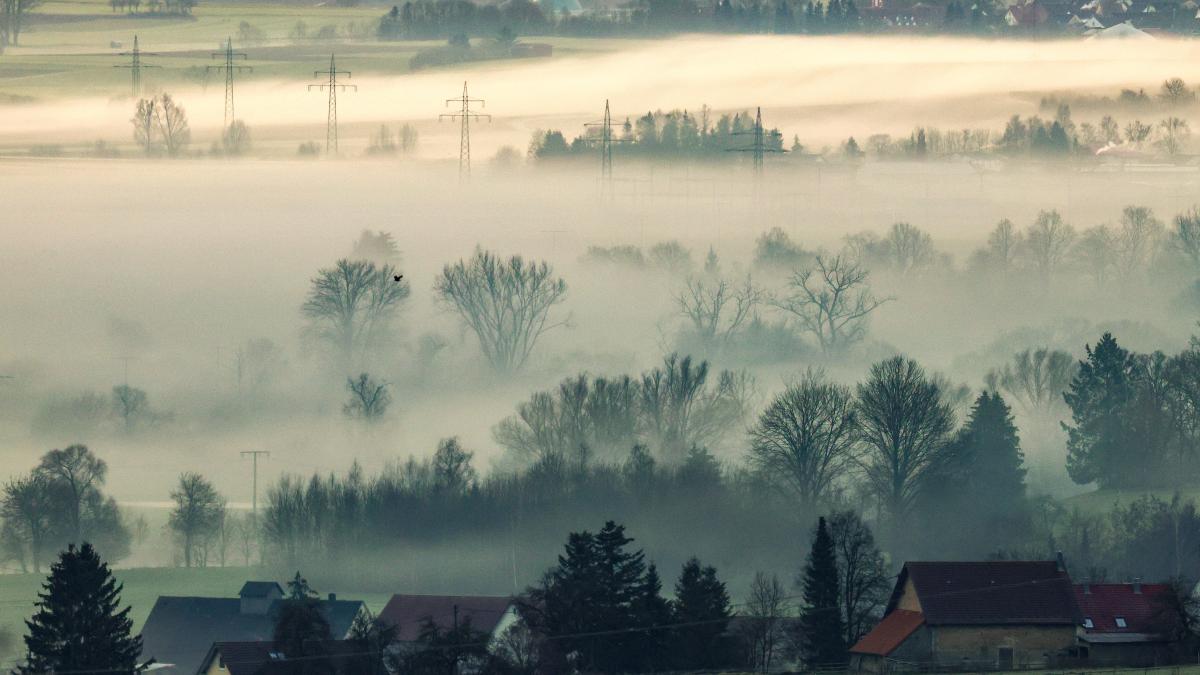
727 106 784 176
207 37 251 132
440 81 490 181
113 35 159 98
584 99 629 199
307 54 356 155
239 450 270 522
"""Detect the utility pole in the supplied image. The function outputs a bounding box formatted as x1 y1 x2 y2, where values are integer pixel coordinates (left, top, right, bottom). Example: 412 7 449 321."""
114 35 159 98
440 81 490 180
112 356 137 386
240 450 270 520
308 54 356 155
208 37 251 132
728 106 784 176
584 99 629 199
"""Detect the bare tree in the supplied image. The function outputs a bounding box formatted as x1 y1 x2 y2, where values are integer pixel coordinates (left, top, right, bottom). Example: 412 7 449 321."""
1099 116 1120 145
1116 206 1165 277
747 370 857 511
435 249 567 373
34 445 107 543
0 0 39 47
771 255 889 353
1158 117 1191 157
1 474 52 572
984 348 1074 414
1125 120 1153 146
881 222 938 277
970 218 1022 278
1020 210 1076 284
1074 224 1119 286
828 510 891 647
131 98 156 155
1174 207 1200 270
234 338 285 394
111 384 149 432
302 259 410 367
1160 78 1195 106
676 275 762 348
155 94 190 156
740 572 791 673
344 373 390 422
639 354 747 460
432 437 477 493
856 357 956 527
168 472 226 568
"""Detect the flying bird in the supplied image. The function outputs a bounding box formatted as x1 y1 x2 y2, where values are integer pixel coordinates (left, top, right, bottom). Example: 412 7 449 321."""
394 274 404 282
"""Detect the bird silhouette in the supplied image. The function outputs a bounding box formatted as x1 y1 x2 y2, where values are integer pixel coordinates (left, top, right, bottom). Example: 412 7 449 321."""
394 274 404 282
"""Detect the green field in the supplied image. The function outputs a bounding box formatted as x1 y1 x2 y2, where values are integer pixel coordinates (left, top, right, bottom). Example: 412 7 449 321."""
0 565 394 662
0 0 639 100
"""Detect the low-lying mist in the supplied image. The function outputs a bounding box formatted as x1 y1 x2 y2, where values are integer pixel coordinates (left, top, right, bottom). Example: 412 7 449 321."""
5 34 1200 152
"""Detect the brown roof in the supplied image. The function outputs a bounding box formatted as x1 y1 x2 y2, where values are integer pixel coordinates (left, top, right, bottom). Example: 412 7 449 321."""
850 610 925 656
378 595 514 642
1075 583 1175 637
888 561 1079 626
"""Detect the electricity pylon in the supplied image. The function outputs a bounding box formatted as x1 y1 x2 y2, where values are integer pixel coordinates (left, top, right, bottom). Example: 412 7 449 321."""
207 37 251 131
308 54 356 155
585 99 629 199
440 81 490 180
728 106 784 175
114 35 159 98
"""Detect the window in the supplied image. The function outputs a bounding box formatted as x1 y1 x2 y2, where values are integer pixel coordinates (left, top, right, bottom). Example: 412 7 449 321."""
1083 618 1094 629
1115 617 1127 628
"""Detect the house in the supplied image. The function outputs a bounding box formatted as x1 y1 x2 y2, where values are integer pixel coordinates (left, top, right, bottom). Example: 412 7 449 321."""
378 594 519 646
1075 582 1177 666
196 640 367 675
850 560 1080 672
139 582 367 674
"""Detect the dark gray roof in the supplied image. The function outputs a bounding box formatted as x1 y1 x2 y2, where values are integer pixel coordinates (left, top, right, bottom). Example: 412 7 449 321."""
238 582 283 598
139 597 364 674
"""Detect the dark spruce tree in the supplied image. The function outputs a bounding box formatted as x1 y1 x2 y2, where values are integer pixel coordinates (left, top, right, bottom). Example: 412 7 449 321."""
19 543 142 674
273 572 332 668
1064 333 1140 487
670 557 736 670
960 391 1026 510
800 517 846 667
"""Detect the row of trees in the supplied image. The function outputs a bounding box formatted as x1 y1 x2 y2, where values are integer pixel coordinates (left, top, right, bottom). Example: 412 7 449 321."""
130 95 251 157
529 108 784 161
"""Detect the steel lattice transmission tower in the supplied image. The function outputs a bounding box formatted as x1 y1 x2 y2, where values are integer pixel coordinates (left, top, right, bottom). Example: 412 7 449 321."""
440 81 490 180
114 35 160 98
208 37 251 131
728 106 784 175
584 99 629 197
308 54 356 155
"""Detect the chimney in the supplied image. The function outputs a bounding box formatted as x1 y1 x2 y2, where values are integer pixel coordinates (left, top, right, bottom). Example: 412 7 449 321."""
1133 578 1142 594
1056 551 1067 572
328 593 337 602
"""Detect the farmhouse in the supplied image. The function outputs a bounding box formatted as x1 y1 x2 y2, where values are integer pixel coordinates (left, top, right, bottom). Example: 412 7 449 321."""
850 560 1079 672
1075 582 1177 666
378 594 519 646
139 581 366 674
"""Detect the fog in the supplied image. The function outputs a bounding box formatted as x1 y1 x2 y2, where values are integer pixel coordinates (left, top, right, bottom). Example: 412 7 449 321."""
3 33 1200 602
5 34 1200 152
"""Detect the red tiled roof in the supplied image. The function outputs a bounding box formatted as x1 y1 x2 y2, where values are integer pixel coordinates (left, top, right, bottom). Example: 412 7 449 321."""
890 561 1079 626
1075 583 1174 635
378 594 514 642
851 610 924 656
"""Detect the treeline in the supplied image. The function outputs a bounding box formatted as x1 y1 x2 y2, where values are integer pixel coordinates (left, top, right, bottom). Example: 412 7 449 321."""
528 108 784 161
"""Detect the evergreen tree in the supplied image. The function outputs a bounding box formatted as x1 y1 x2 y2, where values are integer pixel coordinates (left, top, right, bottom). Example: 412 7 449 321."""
273 572 332 660
671 557 735 670
1065 333 1141 486
799 517 846 667
526 521 664 673
20 543 142 674
959 391 1026 510
630 563 673 671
